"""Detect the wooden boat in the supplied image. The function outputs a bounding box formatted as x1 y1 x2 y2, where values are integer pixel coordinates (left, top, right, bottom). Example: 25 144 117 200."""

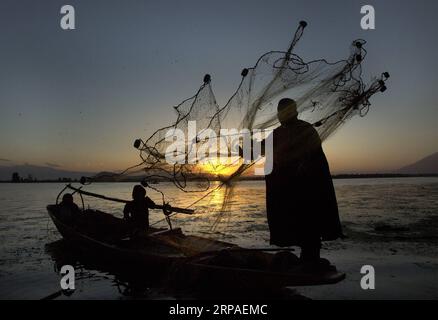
47 203 345 288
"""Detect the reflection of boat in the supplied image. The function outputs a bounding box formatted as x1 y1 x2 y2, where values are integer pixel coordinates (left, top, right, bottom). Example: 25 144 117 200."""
47 203 345 289
45 239 171 299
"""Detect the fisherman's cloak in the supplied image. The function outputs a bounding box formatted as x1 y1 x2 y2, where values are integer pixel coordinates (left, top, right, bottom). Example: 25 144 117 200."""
265 119 343 246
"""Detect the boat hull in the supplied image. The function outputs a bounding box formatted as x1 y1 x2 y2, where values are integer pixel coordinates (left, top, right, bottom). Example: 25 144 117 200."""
47 204 345 288
47 205 185 270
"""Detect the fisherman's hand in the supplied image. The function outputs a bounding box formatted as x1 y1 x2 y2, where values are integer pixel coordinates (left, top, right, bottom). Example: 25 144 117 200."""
162 203 172 216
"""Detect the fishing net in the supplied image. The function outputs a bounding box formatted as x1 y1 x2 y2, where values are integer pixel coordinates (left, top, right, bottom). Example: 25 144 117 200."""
84 21 389 232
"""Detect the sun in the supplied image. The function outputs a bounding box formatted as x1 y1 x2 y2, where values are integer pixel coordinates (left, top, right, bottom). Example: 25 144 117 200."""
198 158 240 177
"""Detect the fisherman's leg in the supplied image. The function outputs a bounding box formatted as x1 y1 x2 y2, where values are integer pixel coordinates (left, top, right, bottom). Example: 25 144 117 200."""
300 237 321 262
299 238 337 272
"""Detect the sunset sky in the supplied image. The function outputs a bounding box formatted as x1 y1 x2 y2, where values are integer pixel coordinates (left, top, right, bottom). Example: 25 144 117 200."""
0 0 437 174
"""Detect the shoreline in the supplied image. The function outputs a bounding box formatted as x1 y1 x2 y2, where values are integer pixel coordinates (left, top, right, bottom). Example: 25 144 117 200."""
1 173 437 184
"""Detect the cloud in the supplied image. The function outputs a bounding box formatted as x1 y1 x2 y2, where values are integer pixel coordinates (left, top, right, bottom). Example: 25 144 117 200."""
45 162 61 168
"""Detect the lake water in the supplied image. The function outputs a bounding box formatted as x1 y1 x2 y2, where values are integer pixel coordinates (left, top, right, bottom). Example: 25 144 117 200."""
0 178 437 299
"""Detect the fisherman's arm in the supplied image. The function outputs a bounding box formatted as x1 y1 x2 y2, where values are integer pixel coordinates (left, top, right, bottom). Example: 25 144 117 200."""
145 197 157 209
146 198 173 216
123 203 130 220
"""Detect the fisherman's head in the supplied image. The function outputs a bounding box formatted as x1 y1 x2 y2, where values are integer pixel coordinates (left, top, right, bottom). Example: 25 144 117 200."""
277 98 298 125
132 185 146 201
62 193 74 204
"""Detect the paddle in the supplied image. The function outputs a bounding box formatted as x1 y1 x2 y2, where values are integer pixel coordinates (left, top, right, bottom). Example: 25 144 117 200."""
66 184 194 215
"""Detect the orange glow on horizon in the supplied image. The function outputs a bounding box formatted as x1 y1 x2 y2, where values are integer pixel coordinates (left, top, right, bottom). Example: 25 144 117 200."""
198 157 241 177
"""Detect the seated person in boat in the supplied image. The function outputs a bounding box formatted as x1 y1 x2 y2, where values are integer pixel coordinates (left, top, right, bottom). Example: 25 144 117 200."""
59 193 82 225
123 185 156 236
265 99 344 268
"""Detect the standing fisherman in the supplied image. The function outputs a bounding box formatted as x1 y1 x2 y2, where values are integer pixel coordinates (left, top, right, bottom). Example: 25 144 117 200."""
265 98 343 267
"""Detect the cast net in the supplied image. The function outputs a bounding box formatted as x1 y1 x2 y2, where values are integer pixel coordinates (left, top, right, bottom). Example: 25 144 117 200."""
84 21 389 233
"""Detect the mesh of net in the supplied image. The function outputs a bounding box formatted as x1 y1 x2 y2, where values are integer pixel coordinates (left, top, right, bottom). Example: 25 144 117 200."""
87 21 389 232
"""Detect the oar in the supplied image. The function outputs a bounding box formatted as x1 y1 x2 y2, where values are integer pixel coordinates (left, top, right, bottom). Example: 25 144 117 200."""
66 185 194 215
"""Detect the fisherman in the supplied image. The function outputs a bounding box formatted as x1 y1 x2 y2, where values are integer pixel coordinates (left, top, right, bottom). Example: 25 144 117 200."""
123 185 157 237
58 193 82 225
265 98 343 268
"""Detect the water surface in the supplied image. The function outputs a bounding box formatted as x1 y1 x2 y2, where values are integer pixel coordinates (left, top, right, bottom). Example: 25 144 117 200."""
0 178 437 299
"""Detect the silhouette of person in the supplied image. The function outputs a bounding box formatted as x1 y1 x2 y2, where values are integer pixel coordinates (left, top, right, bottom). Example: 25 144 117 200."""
265 98 343 265
123 185 156 236
59 193 81 224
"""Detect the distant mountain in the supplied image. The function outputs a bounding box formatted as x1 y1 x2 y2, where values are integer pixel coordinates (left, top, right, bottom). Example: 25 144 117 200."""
397 152 438 174
0 164 94 181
